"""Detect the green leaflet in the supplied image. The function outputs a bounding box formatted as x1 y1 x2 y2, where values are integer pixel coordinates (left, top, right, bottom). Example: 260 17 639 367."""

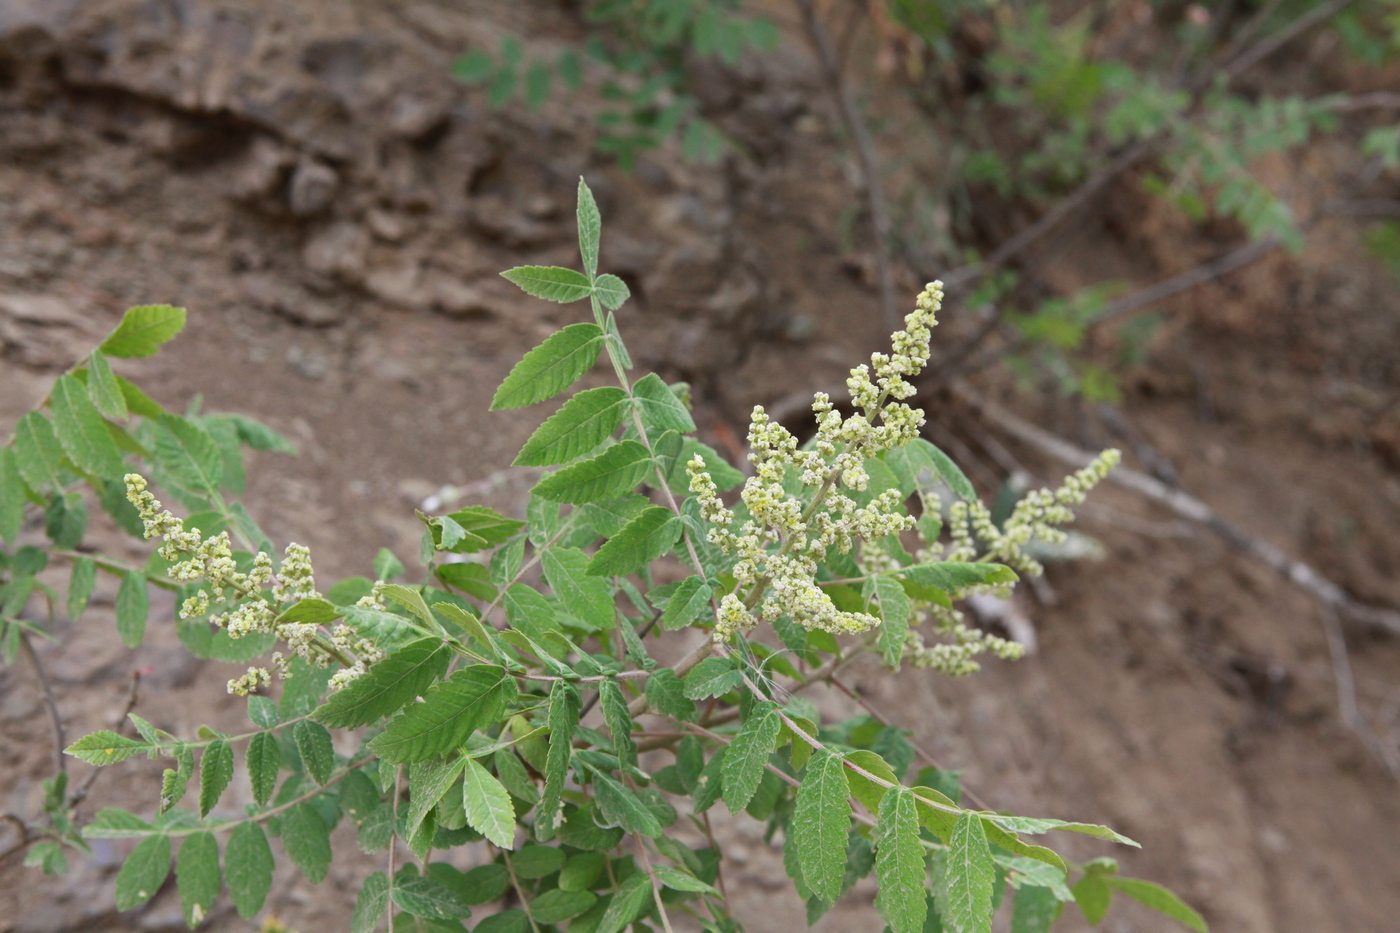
900 562 1018 592
593 273 631 310
82 808 157 838
590 769 662 837
875 788 928 933
597 871 653 933
652 864 718 895
586 506 681 577
889 438 977 503
683 657 743 699
313 638 452 729
515 386 629 466
247 731 280 807
276 597 342 625
722 701 780 814
393 874 474 920
50 374 124 480
176 831 220 928
369 665 515 763
982 815 1139 848
533 440 652 504
631 373 696 433
1011 884 1061 933
504 582 562 641
282 802 332 883
100 304 187 358
511 844 566 879
946 811 995 933
599 679 637 770
844 749 899 816
542 547 615 630
871 574 912 667
13 411 65 493
198 739 233 817
644 668 695 722
577 177 601 278
378 583 436 629
116 375 165 419
435 562 497 602
85 351 129 420
978 818 1068 874
407 756 468 840
153 414 224 502
351 871 391 933
532 888 597 923
226 822 274 920
374 546 405 581
66 556 95 622
660 575 712 630
114 834 170 911
491 323 605 410
792 748 850 904
494 747 538 806
538 680 579 841
1105 878 1207 932
0 448 23 544
500 265 594 303
461 755 516 848
295 720 336 785
1072 873 1112 925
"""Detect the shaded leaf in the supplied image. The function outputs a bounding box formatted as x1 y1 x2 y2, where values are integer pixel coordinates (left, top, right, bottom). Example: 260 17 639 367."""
393 874 474 920
115 834 171 911
586 506 681 577
407 756 468 840
875 788 927 933
538 680 579 841
591 769 662 837
176 831 220 928
198 740 233 817
153 414 223 502
50 374 124 479
226 822 274 920
13 411 65 493
369 666 515 764
793 748 850 903
723 701 780 813
660 575 711 630
491 323 604 410
461 756 516 848
313 638 452 729
351 871 391 933
85 351 129 420
282 802 332 883
543 547 615 631
1105 878 1207 932
295 720 336 785
247 731 281 807
597 872 652 933
631 373 695 433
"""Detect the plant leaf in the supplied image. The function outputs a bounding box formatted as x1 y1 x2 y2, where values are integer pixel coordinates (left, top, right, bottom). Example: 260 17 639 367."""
577 177 601 279
532 888 597 923
599 679 638 772
153 414 224 502
872 574 912 667
0 448 24 544
894 438 977 503
644 668 696 722
13 411 65 493
114 834 171 910
50 374 124 479
282 802 332 883
586 506 681 577
660 575 712 630
394 874 474 920
533 440 653 504
313 638 452 729
631 373 695 433
543 547 615 630
351 871 391 933
101 304 187 358
1106 878 1207 932
491 323 606 410
461 755 516 848
683 657 743 699
198 739 233 817
176 831 220 928
593 273 631 310
295 720 336 785
875 787 927 933
723 701 781 813
591 769 662 837
792 748 850 904
501 265 594 303
85 351 129 420
407 756 468 841
537 680 579 841
67 556 96 622
369 665 515 764
597 872 652 933
946 811 996 933
515 386 629 467
1011 884 1061 933
226 822 274 920
247 731 281 807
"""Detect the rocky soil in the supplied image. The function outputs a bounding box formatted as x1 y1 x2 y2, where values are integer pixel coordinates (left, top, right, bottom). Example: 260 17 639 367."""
2 2 1400 932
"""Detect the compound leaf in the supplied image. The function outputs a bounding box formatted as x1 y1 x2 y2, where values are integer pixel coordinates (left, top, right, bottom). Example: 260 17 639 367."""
491 323 604 410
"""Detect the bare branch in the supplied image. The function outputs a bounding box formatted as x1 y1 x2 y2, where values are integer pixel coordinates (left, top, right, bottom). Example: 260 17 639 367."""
1223 0 1356 80
19 632 65 778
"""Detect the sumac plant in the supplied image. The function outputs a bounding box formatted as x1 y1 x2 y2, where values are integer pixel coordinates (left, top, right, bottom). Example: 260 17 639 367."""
1 180 1208 933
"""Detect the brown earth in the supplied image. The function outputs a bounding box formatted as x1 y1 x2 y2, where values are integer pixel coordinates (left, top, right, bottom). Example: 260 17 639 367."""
2 2 1399 932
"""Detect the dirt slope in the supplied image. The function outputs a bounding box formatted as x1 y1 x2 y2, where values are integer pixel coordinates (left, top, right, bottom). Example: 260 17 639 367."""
2 3 1399 932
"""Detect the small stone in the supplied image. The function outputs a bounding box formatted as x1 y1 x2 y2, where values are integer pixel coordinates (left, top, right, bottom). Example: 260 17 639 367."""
288 159 339 217
302 221 369 282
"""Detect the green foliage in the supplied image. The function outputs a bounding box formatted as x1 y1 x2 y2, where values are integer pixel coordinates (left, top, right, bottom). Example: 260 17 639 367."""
0 181 1205 933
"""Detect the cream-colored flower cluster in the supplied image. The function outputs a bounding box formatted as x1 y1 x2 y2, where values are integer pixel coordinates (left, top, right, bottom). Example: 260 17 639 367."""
124 473 373 696
903 605 1024 676
943 449 1121 575
688 284 944 641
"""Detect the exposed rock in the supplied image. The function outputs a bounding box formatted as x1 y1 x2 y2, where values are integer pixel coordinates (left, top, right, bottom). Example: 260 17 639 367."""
240 274 346 327
287 158 339 217
301 221 369 284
